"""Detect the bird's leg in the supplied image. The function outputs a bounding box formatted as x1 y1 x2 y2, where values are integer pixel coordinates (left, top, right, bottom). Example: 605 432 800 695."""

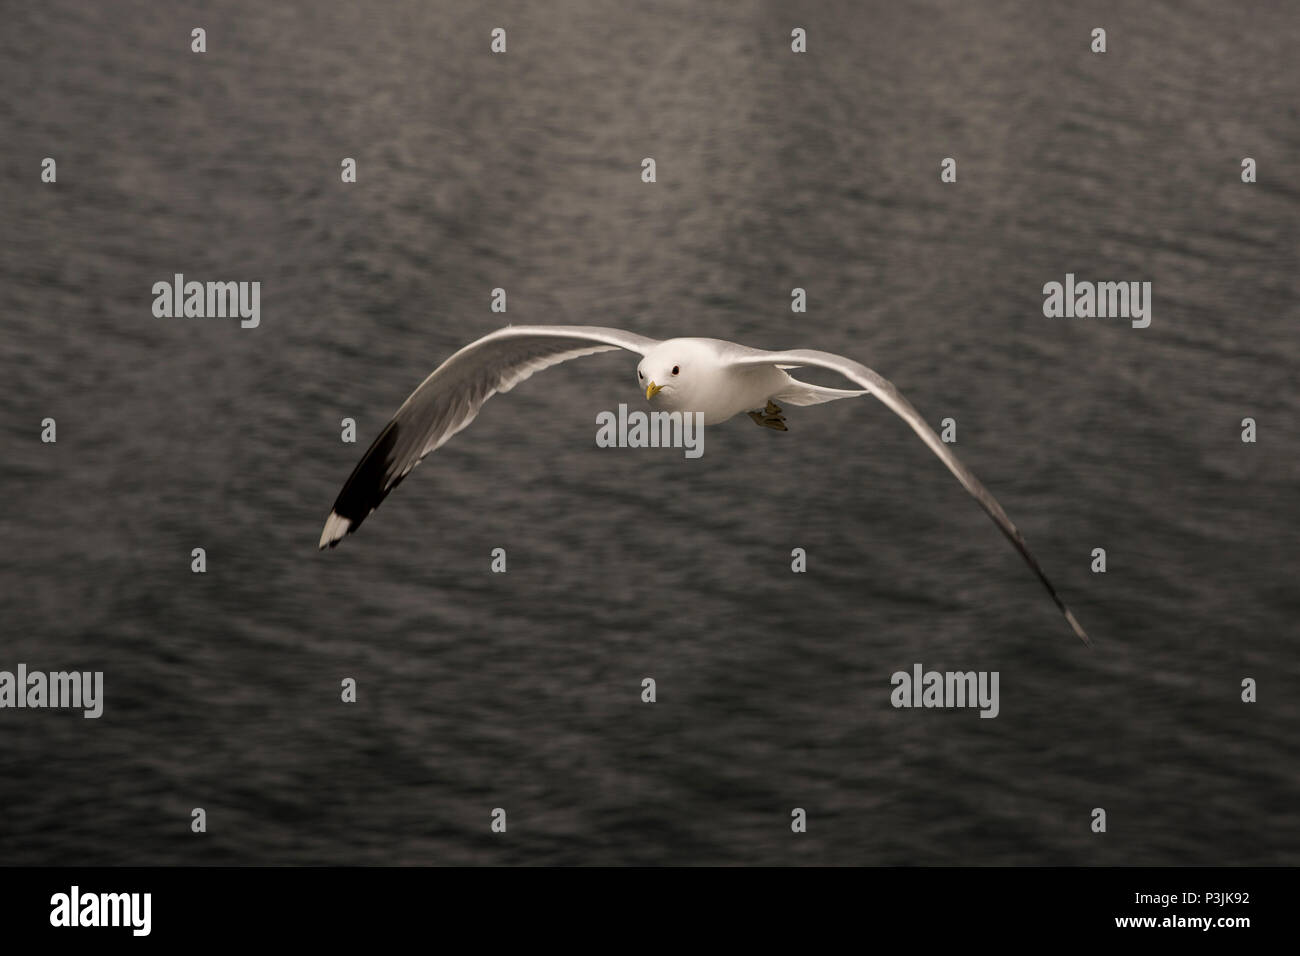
748 400 788 431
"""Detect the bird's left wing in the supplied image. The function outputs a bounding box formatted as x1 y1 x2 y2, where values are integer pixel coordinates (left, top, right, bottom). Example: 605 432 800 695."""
320 325 658 549
723 346 1091 646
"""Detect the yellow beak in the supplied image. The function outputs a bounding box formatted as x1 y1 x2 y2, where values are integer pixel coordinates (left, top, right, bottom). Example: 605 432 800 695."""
646 381 663 400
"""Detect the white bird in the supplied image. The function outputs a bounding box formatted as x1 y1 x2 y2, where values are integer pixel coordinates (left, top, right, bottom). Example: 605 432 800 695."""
320 325 1091 645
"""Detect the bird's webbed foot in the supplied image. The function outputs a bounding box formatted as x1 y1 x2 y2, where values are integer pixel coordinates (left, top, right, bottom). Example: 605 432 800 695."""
748 401 788 431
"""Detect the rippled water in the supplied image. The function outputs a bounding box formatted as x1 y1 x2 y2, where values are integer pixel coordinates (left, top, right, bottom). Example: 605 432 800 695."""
2 0 1297 864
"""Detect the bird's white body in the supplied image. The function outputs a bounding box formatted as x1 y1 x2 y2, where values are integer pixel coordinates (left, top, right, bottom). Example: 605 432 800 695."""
638 338 797 424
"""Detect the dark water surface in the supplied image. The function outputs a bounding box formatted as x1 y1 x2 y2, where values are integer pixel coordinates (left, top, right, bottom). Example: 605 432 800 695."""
2 1 1297 864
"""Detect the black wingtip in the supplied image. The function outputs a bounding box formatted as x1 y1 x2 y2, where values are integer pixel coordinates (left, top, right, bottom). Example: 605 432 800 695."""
319 419 409 549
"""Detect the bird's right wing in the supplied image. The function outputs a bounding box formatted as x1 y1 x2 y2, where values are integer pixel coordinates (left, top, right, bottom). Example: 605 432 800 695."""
725 346 1091 646
320 325 658 548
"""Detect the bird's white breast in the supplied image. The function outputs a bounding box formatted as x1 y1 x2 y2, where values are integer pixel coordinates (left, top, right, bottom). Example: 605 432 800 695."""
664 361 789 425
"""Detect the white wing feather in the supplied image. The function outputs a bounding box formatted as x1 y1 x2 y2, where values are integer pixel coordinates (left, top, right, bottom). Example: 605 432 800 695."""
319 325 657 548
726 346 1091 646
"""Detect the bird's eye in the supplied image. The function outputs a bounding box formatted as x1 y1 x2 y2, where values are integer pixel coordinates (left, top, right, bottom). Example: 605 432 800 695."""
638 371 643 379
671 365 680 375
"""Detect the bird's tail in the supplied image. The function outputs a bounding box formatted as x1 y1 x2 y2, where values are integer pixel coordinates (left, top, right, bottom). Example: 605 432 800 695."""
773 374 869 406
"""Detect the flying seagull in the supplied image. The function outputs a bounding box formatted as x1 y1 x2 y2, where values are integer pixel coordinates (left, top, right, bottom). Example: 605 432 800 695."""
320 325 1091 645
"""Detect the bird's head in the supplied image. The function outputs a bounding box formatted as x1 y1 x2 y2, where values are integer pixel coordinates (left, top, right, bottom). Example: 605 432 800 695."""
637 339 712 410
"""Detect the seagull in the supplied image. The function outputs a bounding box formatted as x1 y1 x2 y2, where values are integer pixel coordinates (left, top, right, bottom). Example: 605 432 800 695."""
319 325 1091 645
